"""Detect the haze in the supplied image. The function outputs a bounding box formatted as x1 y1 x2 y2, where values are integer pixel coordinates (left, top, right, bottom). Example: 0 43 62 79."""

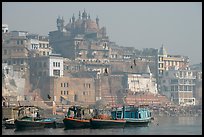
2 2 202 65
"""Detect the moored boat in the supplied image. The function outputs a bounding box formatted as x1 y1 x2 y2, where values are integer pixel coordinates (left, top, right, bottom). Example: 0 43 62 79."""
4 119 15 129
14 116 56 130
63 105 91 129
111 105 152 127
90 118 126 129
14 116 45 130
63 117 90 129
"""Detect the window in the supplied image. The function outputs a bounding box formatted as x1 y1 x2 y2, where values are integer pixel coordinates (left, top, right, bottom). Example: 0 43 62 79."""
61 91 63 95
67 91 69 95
131 112 135 118
138 113 141 118
58 62 60 67
53 70 60 76
53 62 55 67
61 83 63 87
64 91 66 95
6 69 9 74
171 79 178 84
43 51 46 55
20 59 24 64
171 86 174 91
175 86 178 91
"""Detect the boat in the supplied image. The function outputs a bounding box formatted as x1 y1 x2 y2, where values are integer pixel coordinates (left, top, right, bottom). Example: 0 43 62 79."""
90 116 126 129
14 116 56 130
63 117 90 129
4 119 15 129
111 105 152 127
14 116 44 130
63 105 91 129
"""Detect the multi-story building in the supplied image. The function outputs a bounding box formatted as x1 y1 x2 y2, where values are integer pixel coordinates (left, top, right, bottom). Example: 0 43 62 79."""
36 75 96 106
29 54 64 78
2 31 30 72
27 34 52 56
157 45 189 77
2 24 9 33
160 66 196 106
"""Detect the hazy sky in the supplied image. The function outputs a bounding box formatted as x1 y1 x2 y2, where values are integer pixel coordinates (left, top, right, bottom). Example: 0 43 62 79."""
2 2 202 65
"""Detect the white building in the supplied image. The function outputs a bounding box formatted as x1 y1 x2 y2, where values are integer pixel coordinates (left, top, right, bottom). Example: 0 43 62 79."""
125 65 158 95
2 24 9 33
160 66 196 106
30 54 64 77
49 54 64 77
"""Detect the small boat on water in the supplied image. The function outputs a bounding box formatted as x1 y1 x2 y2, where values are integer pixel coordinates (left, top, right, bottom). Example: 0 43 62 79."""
63 105 91 129
111 105 152 127
14 116 56 130
63 117 90 129
4 119 15 129
90 117 126 129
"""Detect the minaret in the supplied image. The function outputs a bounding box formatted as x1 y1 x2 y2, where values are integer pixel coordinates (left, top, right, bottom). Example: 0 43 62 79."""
96 16 99 28
72 14 75 22
88 13 91 19
82 9 87 20
56 16 61 31
79 11 81 19
57 16 64 31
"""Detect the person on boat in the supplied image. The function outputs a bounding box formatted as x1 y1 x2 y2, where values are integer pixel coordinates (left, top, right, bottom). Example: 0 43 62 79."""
67 109 71 117
36 111 40 118
76 108 81 118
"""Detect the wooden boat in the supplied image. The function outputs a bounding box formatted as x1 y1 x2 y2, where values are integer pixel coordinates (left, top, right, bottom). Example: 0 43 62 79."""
90 118 126 129
63 105 91 129
14 116 44 130
63 117 90 129
111 105 152 127
14 116 56 130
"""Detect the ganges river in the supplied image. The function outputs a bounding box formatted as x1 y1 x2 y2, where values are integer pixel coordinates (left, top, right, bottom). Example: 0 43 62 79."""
2 116 202 135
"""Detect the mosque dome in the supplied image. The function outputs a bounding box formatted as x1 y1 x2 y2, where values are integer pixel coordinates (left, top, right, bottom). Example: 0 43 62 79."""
65 22 72 31
86 20 98 31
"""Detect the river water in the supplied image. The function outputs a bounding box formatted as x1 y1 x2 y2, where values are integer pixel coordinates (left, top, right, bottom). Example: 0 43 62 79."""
2 116 202 135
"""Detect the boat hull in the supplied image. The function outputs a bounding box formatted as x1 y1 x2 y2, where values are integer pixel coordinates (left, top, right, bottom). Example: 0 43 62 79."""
63 117 91 129
125 116 152 127
14 119 45 130
90 118 126 129
5 123 15 129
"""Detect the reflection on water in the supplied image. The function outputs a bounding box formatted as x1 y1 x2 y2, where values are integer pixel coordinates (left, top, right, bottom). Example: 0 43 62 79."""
2 116 202 135
178 116 199 125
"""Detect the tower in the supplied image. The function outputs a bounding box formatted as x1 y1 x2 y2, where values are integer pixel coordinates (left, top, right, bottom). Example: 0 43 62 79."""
72 14 75 22
96 16 99 28
82 9 87 20
79 11 81 19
